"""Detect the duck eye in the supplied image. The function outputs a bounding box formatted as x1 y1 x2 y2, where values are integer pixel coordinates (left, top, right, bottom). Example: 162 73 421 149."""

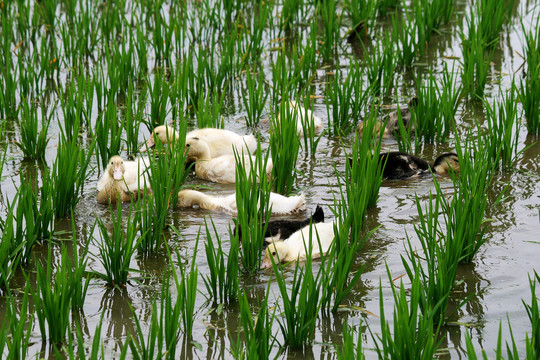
272 251 276 256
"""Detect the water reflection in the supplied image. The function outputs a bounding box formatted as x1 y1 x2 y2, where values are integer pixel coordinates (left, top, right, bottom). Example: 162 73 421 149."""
100 287 137 354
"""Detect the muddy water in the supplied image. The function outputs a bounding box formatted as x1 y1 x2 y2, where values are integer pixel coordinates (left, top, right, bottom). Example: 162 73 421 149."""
1 0 540 358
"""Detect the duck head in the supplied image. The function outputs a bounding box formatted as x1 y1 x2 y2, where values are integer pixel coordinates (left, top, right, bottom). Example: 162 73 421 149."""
107 155 125 181
433 153 459 174
184 137 211 161
140 125 179 152
262 242 288 269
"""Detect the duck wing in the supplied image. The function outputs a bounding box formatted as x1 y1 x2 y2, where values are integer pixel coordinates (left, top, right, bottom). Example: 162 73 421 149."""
380 152 430 180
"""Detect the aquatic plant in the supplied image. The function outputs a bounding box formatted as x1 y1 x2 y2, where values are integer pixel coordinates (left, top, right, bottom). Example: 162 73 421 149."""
272 247 322 348
203 218 239 304
95 100 124 171
241 70 268 127
0 204 19 290
318 0 341 60
234 289 276 359
337 322 364 360
270 99 301 195
95 203 140 287
175 240 199 337
33 246 75 343
235 143 272 274
518 18 540 134
3 286 33 359
15 100 51 160
364 36 395 97
51 131 95 218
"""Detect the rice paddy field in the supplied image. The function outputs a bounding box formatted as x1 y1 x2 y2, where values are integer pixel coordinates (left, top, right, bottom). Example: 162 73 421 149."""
1 0 540 358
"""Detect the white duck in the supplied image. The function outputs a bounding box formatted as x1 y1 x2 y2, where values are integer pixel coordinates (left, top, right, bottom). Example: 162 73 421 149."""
276 101 323 137
177 189 306 215
97 156 151 204
262 221 336 269
185 137 273 184
140 125 257 157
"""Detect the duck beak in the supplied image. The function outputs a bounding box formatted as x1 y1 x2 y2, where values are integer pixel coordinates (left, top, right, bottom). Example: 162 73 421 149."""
262 258 273 270
113 167 123 180
139 137 155 153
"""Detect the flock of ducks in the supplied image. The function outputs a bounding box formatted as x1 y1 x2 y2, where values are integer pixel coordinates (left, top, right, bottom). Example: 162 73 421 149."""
97 99 460 268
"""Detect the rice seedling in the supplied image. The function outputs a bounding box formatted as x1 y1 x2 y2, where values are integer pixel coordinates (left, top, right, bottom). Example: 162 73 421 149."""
234 143 272 274
241 70 268 127
195 90 225 129
51 130 95 218
15 99 51 160
372 270 442 359
3 286 33 359
237 289 276 359
270 99 301 195
138 123 189 255
69 225 91 310
94 203 140 287
95 100 124 171
483 85 523 169
461 12 493 99
271 245 322 348
32 245 75 343
411 69 455 146
147 72 171 129
124 81 145 156
337 322 364 359
130 296 163 360
72 314 104 360
391 11 417 68
318 0 341 60
174 239 200 337
402 191 463 326
363 35 396 97
280 0 302 31
203 218 239 304
243 2 270 62
159 274 182 360
58 80 86 140
13 172 54 266
326 61 370 136
344 0 375 40
477 0 509 49
518 18 540 134
376 0 400 17
0 203 19 290
523 272 540 357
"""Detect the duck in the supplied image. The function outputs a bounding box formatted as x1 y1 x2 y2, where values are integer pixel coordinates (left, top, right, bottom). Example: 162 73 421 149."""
357 96 418 138
233 205 324 243
97 155 151 204
354 151 459 180
184 137 273 184
262 221 336 269
177 189 305 215
276 101 324 137
139 125 257 157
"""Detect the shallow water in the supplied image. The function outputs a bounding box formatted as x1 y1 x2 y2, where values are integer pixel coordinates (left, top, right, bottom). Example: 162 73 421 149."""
1 0 540 358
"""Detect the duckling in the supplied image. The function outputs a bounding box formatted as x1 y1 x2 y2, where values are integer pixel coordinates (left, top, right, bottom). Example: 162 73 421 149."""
184 137 272 184
177 189 305 215
262 221 336 269
379 152 459 180
357 96 418 138
97 156 151 204
233 205 324 243
276 101 324 137
140 125 257 157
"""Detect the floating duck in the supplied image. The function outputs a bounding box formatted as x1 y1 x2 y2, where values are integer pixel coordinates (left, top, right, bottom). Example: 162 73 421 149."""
357 97 418 138
262 221 336 269
184 137 272 184
97 156 151 204
177 189 305 215
276 101 323 137
140 125 257 157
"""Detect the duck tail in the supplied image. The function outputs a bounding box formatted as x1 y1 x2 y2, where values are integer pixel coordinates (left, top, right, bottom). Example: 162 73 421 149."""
311 205 324 223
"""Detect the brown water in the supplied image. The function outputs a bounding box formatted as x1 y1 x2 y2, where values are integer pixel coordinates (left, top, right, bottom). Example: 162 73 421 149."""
1 0 540 358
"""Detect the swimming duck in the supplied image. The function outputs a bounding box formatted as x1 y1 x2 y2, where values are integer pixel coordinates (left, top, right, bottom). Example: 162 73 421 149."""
233 205 324 243
377 152 459 180
276 101 324 137
262 221 336 269
97 155 151 204
177 189 305 215
184 137 272 184
140 125 257 157
357 96 418 138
